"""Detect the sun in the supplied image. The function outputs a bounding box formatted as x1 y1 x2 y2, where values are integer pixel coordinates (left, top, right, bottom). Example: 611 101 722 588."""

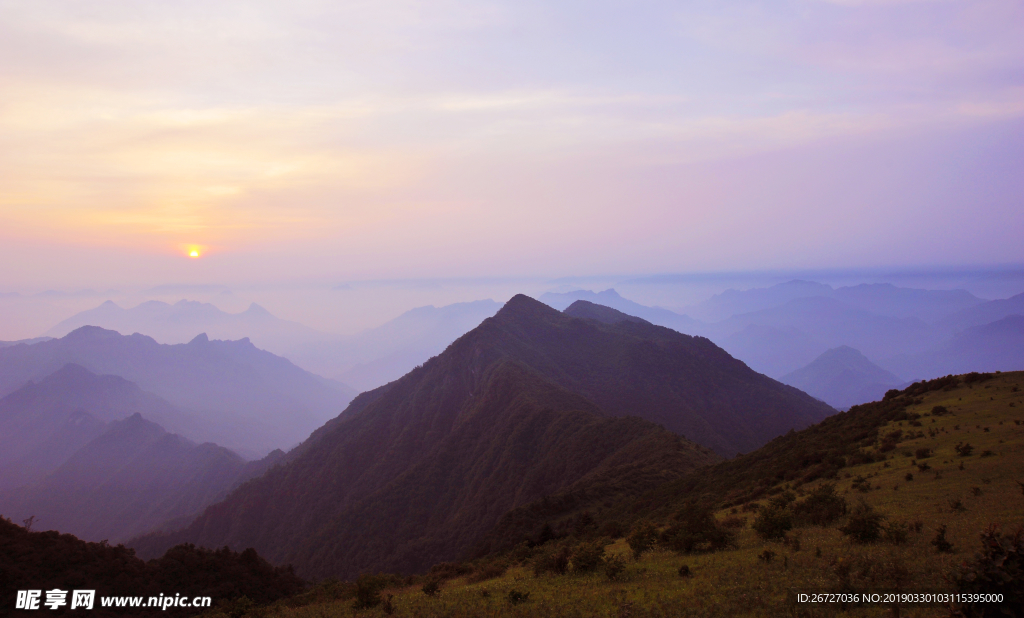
190 249 200 258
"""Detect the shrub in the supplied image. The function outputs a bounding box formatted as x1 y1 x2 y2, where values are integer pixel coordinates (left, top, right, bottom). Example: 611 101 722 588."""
533 545 571 576
931 405 949 416
604 554 626 580
956 442 974 457
951 525 1023 617
626 521 658 560
932 525 954 553
678 564 691 577
659 503 735 554
466 563 507 583
758 549 775 564
839 500 884 543
883 520 909 545
352 573 386 610
792 483 847 527
427 561 471 581
752 503 792 541
507 590 530 605
570 541 605 573
421 580 440 597
915 447 933 459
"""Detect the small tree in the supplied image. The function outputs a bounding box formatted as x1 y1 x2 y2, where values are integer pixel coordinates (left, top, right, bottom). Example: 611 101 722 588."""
352 574 386 610
571 541 606 573
752 503 792 541
839 500 883 543
627 521 658 560
792 483 847 527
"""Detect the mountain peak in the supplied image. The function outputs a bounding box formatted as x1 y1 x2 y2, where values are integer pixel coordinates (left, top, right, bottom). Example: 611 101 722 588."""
188 333 209 345
245 302 272 317
564 300 648 326
64 325 122 341
494 294 559 322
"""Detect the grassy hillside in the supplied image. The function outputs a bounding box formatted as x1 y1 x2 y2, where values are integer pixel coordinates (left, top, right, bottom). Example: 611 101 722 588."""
224 371 1024 618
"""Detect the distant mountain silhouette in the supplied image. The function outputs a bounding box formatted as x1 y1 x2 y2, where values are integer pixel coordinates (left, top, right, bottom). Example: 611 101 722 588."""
0 364 188 489
46 298 501 392
683 280 982 323
937 291 1024 334
46 299 325 346
780 346 904 410
129 295 832 578
884 315 1024 380
717 324 829 378
683 280 835 322
328 299 502 390
0 327 355 455
0 337 51 348
710 296 935 362
540 289 702 333
0 413 276 543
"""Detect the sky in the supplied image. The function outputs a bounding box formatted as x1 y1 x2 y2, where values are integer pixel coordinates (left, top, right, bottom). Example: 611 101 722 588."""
1 0 1023 291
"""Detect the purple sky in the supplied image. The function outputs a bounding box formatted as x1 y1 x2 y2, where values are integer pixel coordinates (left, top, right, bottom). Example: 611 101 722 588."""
1 0 1022 289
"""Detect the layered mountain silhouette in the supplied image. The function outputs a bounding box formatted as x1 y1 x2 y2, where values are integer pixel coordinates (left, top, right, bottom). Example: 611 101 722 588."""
884 315 1024 379
129 295 831 578
327 299 502 390
0 413 280 543
45 298 501 392
780 346 904 410
681 280 983 323
540 289 702 334
46 299 326 355
0 327 354 455
0 363 188 489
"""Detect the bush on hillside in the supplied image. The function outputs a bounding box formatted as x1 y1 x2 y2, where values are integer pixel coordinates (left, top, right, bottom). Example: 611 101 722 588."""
839 500 884 543
658 502 735 554
626 521 658 560
951 525 1023 617
752 503 792 541
792 483 847 527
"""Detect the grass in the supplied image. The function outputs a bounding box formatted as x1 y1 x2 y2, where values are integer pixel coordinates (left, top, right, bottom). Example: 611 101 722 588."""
204 372 1024 618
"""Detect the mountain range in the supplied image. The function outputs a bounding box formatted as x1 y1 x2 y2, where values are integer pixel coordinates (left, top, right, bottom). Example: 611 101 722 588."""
128 295 830 578
0 364 285 543
44 298 502 393
0 327 354 456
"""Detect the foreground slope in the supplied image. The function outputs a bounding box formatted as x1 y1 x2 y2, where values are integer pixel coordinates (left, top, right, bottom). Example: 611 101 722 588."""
274 371 1023 618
